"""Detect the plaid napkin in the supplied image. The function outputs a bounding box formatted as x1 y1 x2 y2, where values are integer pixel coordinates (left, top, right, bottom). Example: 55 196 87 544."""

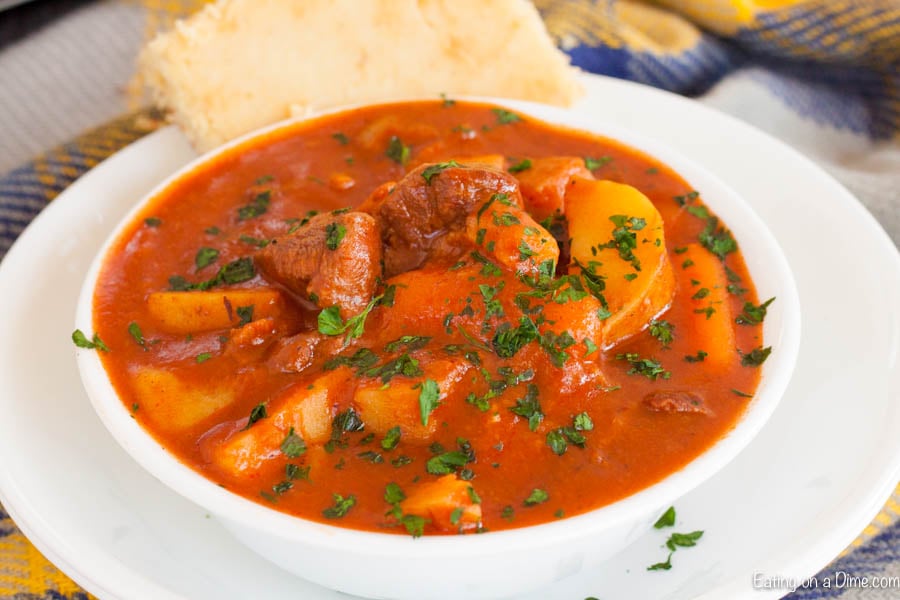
0 0 897 598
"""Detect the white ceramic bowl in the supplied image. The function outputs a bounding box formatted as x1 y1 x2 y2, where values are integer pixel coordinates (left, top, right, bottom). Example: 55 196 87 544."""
75 98 801 600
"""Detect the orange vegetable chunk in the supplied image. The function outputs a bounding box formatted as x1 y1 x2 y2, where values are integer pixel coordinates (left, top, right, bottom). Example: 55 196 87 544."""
679 243 736 366
401 475 482 533
515 156 592 220
354 358 470 442
146 288 286 335
465 206 558 278
131 367 235 432
212 368 352 476
566 178 675 348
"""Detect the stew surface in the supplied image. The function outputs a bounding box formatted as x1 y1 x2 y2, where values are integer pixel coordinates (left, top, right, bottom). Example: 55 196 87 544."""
92 101 769 536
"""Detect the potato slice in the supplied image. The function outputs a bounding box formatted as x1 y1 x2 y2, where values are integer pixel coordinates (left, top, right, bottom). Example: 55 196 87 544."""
401 474 482 533
566 178 674 348
132 367 235 432
147 288 286 335
678 243 736 366
354 358 469 442
212 368 352 476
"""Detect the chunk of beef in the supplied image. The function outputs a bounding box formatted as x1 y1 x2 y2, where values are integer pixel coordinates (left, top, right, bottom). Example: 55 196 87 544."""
643 391 708 414
267 330 343 373
255 211 382 318
514 156 592 220
361 162 523 276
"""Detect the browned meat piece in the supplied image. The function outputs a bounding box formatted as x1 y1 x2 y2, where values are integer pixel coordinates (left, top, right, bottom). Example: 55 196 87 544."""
268 330 343 373
255 211 382 318
514 156 592 221
643 391 709 414
361 162 524 276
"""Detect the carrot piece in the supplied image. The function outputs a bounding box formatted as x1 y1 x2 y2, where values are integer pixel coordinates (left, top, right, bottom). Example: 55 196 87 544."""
465 206 559 279
565 178 675 348
401 475 482 533
678 243 736 366
514 156 592 220
146 288 286 335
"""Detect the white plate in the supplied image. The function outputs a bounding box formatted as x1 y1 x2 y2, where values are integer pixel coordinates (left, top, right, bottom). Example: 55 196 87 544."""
0 74 897 600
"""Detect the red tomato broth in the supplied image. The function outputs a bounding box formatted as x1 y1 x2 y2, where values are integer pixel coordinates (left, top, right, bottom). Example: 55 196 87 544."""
93 101 764 534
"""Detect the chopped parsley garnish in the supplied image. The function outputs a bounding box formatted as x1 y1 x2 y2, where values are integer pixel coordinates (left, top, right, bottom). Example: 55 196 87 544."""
195 352 212 363
666 530 704 550
739 346 772 367
381 426 401 450
71 329 109 352
365 353 423 383
384 482 406 504
492 315 539 358
546 412 593 455
322 493 356 519
238 234 270 248
684 350 708 363
649 319 674 347
673 190 699 206
237 190 271 221
280 427 307 458
236 305 254 327
539 330 576 367
492 108 521 125
384 335 430 353
494 212 521 227
323 347 379 372
194 247 219 270
595 214 646 271
732 389 753 398
694 306 716 319
285 463 310 481
357 450 384 464
317 295 382 340
332 132 350 145
421 161 460 184
333 408 365 434
324 222 347 250
127 322 146 350
425 451 469 475
509 384 543 431
385 136 411 165
736 297 775 325
523 488 548 506
440 92 456 107
698 216 738 260
691 287 710 300
242 402 267 430
470 250 502 276
417 379 441 426
647 554 673 571
144 217 161 227
169 257 256 291
508 158 532 173
204 226 221 235
654 506 676 529
584 156 612 170
616 352 670 380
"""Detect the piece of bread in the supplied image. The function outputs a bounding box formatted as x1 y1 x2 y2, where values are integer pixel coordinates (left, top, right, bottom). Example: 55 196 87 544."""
138 0 583 152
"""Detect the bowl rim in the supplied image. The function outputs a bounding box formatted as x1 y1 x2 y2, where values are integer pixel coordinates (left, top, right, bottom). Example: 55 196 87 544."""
75 96 801 556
